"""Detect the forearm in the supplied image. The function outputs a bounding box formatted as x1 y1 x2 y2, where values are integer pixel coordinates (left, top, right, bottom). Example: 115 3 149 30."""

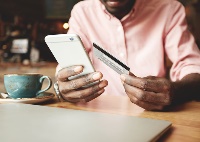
171 73 200 103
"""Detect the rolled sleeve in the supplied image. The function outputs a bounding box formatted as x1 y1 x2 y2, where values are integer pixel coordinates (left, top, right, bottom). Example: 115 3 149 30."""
179 65 200 80
164 1 200 81
67 3 91 53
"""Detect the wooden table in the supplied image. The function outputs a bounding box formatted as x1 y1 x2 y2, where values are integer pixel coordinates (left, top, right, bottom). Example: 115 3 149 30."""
0 62 199 141
42 94 200 142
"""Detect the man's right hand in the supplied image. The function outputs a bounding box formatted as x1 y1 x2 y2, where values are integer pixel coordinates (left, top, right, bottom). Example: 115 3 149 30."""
56 65 108 103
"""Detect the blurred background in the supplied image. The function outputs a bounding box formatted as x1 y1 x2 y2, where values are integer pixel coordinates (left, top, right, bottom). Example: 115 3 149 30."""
0 0 199 64
0 0 81 63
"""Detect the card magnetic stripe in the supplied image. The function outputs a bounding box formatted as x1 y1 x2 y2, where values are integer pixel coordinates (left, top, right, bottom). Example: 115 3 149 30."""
93 43 130 74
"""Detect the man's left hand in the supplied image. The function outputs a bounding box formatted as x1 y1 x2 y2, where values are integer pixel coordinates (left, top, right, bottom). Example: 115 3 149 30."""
120 74 173 111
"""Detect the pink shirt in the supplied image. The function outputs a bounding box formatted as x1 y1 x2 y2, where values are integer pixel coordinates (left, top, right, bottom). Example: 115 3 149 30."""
57 0 200 96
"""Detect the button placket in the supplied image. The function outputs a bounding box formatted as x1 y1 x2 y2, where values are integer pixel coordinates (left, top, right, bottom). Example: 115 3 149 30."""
111 18 128 64
117 23 127 64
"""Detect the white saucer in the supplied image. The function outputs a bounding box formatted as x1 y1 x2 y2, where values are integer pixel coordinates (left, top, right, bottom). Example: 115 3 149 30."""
0 92 55 104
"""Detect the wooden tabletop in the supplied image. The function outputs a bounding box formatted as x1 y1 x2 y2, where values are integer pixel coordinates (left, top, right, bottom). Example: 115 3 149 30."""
0 63 199 141
42 94 200 142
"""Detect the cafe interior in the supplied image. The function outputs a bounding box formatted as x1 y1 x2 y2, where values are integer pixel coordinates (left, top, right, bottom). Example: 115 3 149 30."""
0 0 200 141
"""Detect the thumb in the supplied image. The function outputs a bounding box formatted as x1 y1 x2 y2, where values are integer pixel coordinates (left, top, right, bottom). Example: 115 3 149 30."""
129 71 136 77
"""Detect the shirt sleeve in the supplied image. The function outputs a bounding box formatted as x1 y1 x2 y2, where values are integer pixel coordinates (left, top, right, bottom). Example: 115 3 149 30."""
67 3 91 53
56 3 92 75
164 1 200 81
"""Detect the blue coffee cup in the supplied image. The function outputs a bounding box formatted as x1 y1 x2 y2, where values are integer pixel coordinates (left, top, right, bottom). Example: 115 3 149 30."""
4 73 52 98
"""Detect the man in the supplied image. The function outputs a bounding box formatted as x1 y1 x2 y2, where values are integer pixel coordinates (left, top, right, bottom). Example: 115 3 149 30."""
55 0 200 111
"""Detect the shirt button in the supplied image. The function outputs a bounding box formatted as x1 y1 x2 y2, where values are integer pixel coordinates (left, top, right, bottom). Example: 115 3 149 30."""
119 53 124 57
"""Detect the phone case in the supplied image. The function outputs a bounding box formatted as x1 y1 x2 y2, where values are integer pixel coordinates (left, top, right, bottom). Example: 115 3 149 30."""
45 34 95 80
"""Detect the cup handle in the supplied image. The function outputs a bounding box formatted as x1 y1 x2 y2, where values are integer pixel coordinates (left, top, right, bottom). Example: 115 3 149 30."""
36 76 52 96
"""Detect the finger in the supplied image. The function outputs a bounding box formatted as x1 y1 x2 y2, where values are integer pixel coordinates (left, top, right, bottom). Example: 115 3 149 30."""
123 83 171 105
121 74 170 93
129 72 136 77
63 89 105 103
126 93 165 111
57 66 83 82
62 80 108 100
59 72 103 93
143 76 157 80
62 95 80 103
84 88 105 102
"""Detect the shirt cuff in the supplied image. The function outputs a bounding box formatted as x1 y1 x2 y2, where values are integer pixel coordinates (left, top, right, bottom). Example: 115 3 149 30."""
179 65 200 80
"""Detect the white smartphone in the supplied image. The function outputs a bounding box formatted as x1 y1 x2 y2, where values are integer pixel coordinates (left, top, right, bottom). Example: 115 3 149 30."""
45 34 95 80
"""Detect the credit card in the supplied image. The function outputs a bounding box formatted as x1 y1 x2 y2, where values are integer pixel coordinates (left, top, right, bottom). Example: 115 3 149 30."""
93 43 130 75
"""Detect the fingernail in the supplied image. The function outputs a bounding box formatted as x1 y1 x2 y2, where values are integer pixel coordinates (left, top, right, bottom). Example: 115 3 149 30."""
99 81 107 88
92 72 102 80
74 66 83 73
97 89 105 94
120 75 126 82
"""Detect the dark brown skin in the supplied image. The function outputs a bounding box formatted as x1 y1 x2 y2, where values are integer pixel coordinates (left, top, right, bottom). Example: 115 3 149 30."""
120 73 200 111
99 0 136 19
57 66 108 103
57 0 200 110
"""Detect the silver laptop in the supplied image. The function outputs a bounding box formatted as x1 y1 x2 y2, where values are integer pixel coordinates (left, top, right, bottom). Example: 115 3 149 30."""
0 104 171 142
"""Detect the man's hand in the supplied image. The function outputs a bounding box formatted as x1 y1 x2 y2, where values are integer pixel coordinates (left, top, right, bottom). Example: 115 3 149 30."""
120 74 172 111
56 65 108 103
